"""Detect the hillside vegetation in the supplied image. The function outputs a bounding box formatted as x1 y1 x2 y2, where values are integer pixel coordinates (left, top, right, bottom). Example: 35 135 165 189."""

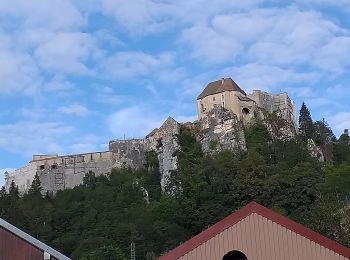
1 103 350 259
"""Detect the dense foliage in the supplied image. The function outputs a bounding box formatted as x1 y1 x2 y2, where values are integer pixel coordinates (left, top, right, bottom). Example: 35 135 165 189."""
1 105 350 259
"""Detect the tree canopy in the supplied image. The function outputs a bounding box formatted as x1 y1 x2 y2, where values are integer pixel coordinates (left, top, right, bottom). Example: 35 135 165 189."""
1 105 350 259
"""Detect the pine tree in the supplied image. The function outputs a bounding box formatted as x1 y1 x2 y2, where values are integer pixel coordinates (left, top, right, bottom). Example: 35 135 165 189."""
28 173 43 197
9 180 19 198
5 180 22 225
298 102 315 141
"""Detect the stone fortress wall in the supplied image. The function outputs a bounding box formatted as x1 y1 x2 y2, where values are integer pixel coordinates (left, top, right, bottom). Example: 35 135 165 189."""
4 78 297 195
248 90 296 127
5 117 180 194
5 152 114 194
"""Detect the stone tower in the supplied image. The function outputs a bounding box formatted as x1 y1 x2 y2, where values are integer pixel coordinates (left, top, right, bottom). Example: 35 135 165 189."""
197 78 296 127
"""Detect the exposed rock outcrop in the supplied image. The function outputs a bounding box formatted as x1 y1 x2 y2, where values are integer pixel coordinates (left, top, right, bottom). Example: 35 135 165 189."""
196 107 246 153
307 139 325 163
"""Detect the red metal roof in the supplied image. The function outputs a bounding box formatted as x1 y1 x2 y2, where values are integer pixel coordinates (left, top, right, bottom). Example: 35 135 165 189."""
158 202 350 259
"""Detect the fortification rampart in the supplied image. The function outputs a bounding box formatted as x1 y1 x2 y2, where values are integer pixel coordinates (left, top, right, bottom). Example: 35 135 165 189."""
4 78 300 195
109 139 147 169
5 151 114 194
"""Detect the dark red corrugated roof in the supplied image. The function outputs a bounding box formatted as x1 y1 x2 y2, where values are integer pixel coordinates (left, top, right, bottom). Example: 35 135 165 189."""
158 202 350 259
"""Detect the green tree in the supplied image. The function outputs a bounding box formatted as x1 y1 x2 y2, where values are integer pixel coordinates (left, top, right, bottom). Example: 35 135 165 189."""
245 121 272 158
28 173 43 197
78 245 127 260
2 181 23 226
302 194 350 247
333 130 350 165
22 174 52 242
314 119 335 164
9 180 19 198
299 102 315 141
1 112 349 257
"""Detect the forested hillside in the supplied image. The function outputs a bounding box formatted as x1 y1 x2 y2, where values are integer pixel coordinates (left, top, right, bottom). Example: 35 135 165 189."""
1 104 350 259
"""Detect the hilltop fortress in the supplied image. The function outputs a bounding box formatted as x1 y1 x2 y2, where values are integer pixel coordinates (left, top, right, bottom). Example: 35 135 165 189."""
197 78 296 124
4 78 297 194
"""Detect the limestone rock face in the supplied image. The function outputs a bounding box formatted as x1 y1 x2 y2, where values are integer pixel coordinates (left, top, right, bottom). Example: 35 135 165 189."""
197 107 246 153
307 139 325 163
252 108 297 141
146 117 180 192
109 117 180 192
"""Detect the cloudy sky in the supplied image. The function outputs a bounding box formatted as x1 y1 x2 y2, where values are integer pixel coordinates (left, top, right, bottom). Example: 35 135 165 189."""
0 0 350 185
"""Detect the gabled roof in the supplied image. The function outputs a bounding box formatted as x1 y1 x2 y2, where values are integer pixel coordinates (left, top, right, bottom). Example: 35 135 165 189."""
0 218 71 260
158 202 350 259
197 78 246 100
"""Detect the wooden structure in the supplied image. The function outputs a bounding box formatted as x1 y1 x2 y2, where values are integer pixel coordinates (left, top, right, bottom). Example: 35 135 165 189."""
0 218 70 260
159 202 350 260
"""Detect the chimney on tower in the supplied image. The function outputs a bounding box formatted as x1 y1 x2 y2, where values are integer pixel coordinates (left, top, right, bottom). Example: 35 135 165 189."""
221 78 225 85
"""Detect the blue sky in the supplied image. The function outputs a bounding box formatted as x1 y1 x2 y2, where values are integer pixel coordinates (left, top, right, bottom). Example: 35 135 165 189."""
1 0 350 185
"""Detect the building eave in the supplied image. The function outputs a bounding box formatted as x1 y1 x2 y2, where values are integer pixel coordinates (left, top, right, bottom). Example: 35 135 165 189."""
0 218 71 260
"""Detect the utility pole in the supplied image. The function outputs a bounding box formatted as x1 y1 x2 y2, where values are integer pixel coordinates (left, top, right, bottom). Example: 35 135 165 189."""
130 242 135 260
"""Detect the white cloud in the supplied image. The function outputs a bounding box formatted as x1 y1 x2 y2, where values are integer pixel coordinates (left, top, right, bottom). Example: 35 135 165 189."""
45 76 76 92
19 107 48 120
312 36 350 73
0 32 41 94
328 112 350 135
101 0 173 35
326 84 350 98
181 22 243 63
246 8 341 65
285 87 314 98
181 6 349 70
100 0 264 35
0 0 85 30
101 51 175 80
0 0 94 95
307 97 340 109
221 63 320 93
179 71 217 97
58 104 89 116
0 121 73 156
107 106 164 138
295 0 350 11
34 32 97 75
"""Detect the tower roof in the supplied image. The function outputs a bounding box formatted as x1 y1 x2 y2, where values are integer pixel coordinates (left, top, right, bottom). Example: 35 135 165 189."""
197 78 246 100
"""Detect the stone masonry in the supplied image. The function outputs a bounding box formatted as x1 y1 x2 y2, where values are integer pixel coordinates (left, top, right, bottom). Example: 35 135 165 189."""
4 78 301 195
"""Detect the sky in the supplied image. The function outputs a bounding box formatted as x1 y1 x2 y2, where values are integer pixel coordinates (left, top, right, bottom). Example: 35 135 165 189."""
0 0 350 186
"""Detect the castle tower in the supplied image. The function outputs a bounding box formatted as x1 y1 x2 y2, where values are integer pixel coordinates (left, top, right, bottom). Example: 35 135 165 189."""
197 78 256 122
197 78 297 127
